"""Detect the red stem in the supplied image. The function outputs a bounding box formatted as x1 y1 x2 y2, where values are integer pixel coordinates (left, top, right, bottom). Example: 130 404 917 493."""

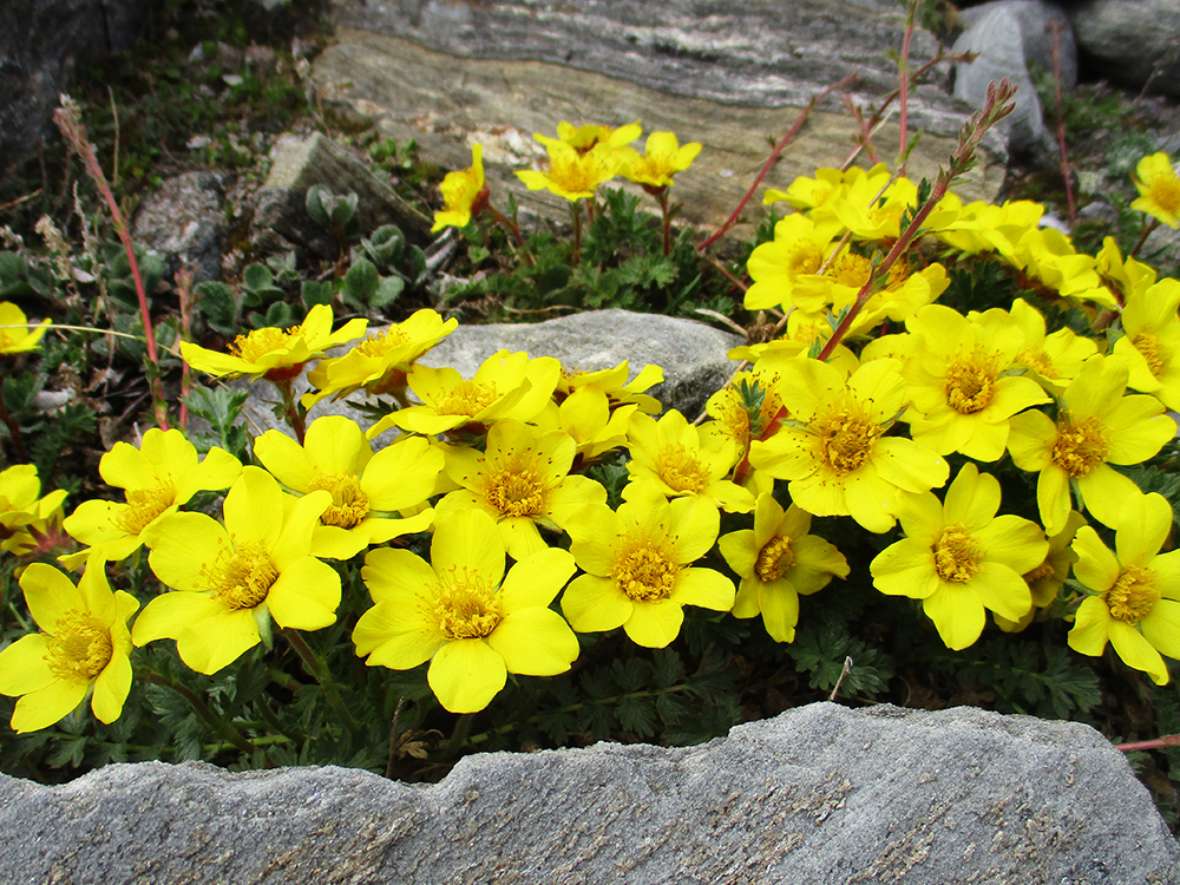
697 72 858 253
842 93 879 164
1116 734 1180 752
897 1 916 174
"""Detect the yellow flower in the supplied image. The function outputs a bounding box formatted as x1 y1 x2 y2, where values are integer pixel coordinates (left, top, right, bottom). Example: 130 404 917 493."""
533 390 637 462
303 308 458 409
704 367 789 494
930 197 1043 259
762 166 845 213
1014 228 1110 307
0 301 51 354
749 356 949 533
132 467 340 674
553 120 642 152
180 304 367 380
1111 277 1180 409
743 213 840 312
0 464 68 555
719 494 849 643
368 350 560 438
431 143 487 233
253 416 442 559
62 428 241 563
871 463 1047 650
0 559 137 732
354 508 579 713
985 298 1097 391
1068 493 1180 684
437 420 605 559
1088 236 1156 306
622 409 754 513
623 131 702 189
830 169 917 241
995 511 1084 633
516 136 624 202
1008 355 1175 534
562 495 734 648
902 304 1050 461
1131 151 1180 228
555 360 664 414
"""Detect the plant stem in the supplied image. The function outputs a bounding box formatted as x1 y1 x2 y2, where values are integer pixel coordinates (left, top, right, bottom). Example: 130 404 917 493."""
1128 218 1160 261
656 187 673 256
385 696 407 779
896 1 917 175
1116 734 1180 752
140 670 269 763
570 202 583 265
0 384 28 461
271 377 307 443
282 628 359 733
697 72 858 253
486 203 524 246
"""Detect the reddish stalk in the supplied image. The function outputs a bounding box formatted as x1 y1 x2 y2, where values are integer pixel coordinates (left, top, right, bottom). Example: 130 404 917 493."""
1048 20 1076 225
175 266 194 429
897 0 918 175
697 72 858 253
817 79 1018 362
1128 218 1160 262
54 100 168 430
842 94 879 164
1116 734 1180 753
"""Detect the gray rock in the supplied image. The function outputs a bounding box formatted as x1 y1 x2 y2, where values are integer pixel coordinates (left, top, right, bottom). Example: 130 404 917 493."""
1069 0 1180 98
132 171 226 283
952 0 1075 159
316 0 1006 241
252 132 431 258
0 0 148 175
1 703 1175 882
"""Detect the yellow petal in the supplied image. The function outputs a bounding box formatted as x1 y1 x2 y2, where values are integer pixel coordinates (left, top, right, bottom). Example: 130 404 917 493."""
253 429 317 491
922 585 986 650
0 634 55 695
623 599 685 648
20 563 84 632
1076 466 1144 530
975 515 1048 574
131 591 224 646
362 547 437 606
145 512 231 592
271 489 332 569
973 561 1032 621
10 679 87 733
1007 410 1055 471
1109 621 1169 685
266 557 340 630
427 639 507 712
671 567 734 611
91 652 132 724
175 609 260 674
1071 526 1119 593
362 436 443 511
871 539 940 599
224 467 284 549
1036 466 1071 536
561 574 632 632
303 415 370 476
487 608 579 675
668 496 720 563
1141 599 1180 660
1068 595 1112 656
718 529 758 578
1115 492 1172 567
759 581 801 643
500 548 577 611
432 508 505 588
943 463 1000 529
353 601 444 666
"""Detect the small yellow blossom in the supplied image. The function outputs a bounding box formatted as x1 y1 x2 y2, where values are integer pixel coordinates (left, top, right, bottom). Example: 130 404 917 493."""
623 131 701 189
62 429 241 564
744 213 841 312
132 467 340 674
553 120 642 153
0 559 137 732
354 508 579 713
980 298 1097 391
1111 277 1180 409
719 494 849 643
180 304 367 380
995 511 1084 633
431 143 487 233
253 416 442 559
1131 151 1180 228
0 464 68 555
555 361 664 414
1068 493 1180 684
517 135 625 202
562 495 734 648
871 463 1047 650
0 301 51 355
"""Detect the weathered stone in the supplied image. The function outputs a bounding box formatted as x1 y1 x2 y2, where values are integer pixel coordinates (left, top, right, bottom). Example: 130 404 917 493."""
251 132 431 258
315 0 1005 241
1068 0 1180 98
0 0 148 175
953 0 1075 158
1 703 1175 882
132 171 226 284
240 308 741 436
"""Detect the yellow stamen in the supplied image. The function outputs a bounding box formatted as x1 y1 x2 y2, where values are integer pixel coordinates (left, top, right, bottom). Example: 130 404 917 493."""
308 474 370 528
1148 176 1180 215
944 351 997 414
657 444 710 494
828 253 872 288
44 611 113 681
116 484 176 535
434 566 503 639
755 535 795 582
932 524 982 583
1132 333 1165 378
1050 416 1108 477
613 542 678 602
786 243 823 277
1016 348 1055 378
437 380 497 417
229 325 298 363
1022 560 1056 585
356 327 409 359
813 404 880 475
485 467 547 518
213 543 278 610
1107 566 1159 622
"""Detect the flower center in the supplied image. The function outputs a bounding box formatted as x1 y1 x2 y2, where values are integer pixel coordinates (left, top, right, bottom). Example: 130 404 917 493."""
1132 333 1165 377
1149 176 1180 215
944 351 997 414
813 405 881 475
787 243 823 277
828 253 872 288
549 154 601 194
213 542 278 610
229 325 298 363
308 474 370 528
116 484 176 535
657 444 710 494
434 566 503 639
613 542 678 602
1050 416 1108 477
485 466 547 518
436 380 498 417
1107 566 1159 623
1022 559 1056 586
1016 348 1055 378
356 328 409 359
755 535 795 582
44 610 113 681
932 524 983 583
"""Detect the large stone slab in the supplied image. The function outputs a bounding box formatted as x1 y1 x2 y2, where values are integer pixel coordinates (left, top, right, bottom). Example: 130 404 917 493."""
314 0 1005 241
1068 0 1180 98
1 703 1175 882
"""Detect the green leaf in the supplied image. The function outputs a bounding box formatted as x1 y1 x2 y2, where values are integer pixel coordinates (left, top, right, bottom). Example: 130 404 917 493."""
301 280 335 309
